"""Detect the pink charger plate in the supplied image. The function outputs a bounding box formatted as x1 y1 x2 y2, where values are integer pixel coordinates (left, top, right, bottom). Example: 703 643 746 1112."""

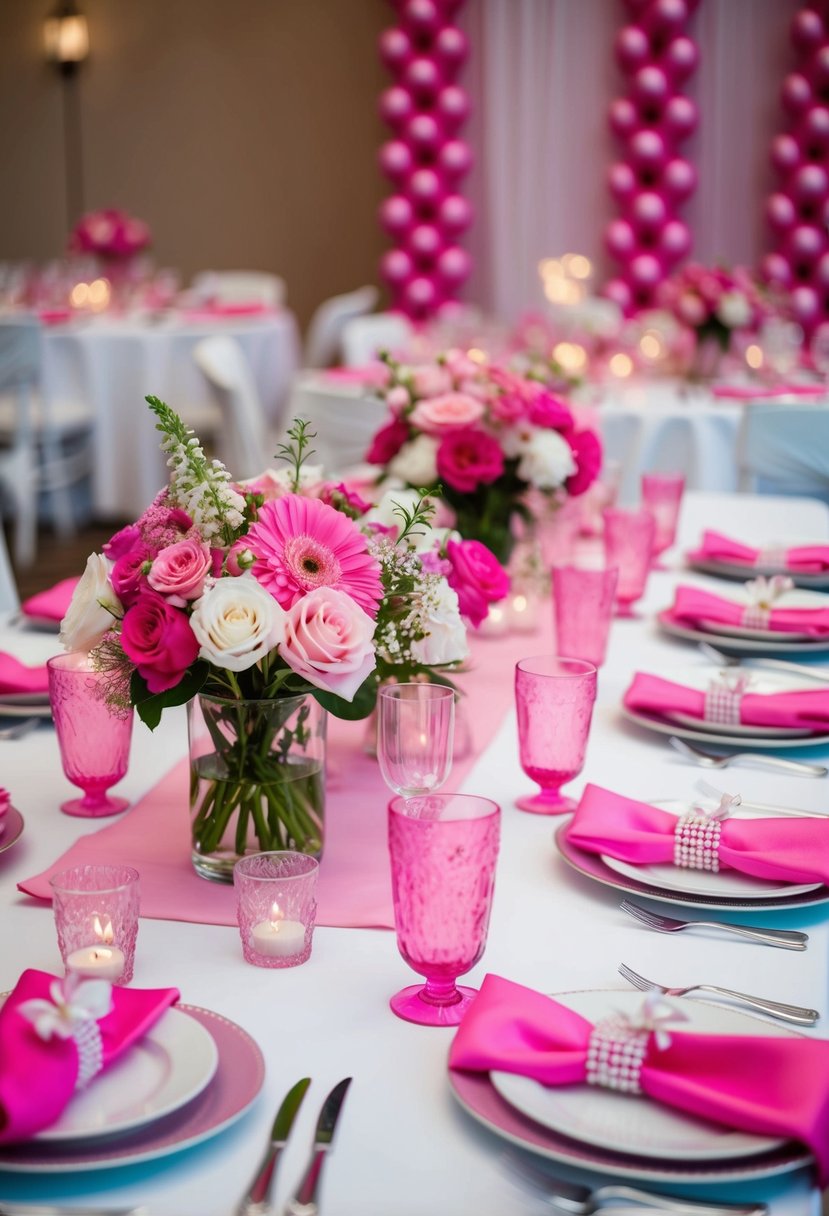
0 1005 264 1173
0 807 24 855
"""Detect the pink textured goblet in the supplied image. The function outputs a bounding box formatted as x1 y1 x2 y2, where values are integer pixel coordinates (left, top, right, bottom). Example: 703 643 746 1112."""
602 508 656 617
552 565 618 667
47 653 134 817
641 472 685 564
515 656 597 815
388 793 500 1026
378 683 454 798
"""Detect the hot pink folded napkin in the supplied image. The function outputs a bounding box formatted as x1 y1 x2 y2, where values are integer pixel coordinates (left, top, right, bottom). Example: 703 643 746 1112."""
711 383 825 400
37 309 73 326
180 302 275 321
0 653 50 695
0 969 179 1143
624 671 829 731
321 365 390 387
565 783 829 885
689 531 829 575
449 973 829 1182
21 577 79 623
669 584 829 636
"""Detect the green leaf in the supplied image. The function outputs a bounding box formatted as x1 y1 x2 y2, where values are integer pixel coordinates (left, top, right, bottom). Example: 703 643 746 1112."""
130 662 209 731
311 675 377 721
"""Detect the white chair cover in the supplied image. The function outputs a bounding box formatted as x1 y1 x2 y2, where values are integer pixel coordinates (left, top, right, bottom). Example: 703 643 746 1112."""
303 286 380 369
193 335 273 479
340 312 414 367
190 271 285 309
737 404 829 502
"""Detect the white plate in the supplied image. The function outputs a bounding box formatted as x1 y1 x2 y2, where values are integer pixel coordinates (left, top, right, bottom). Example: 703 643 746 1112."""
36 1006 218 1142
687 556 829 591
658 610 829 656
0 702 52 720
491 990 792 1163
0 693 51 707
600 799 822 899
621 704 829 750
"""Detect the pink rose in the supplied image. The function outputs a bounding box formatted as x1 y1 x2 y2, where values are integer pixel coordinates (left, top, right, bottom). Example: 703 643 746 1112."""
147 538 212 607
445 538 510 628
385 385 411 413
120 591 200 693
489 390 527 424
565 428 603 496
279 586 376 702
222 539 255 576
410 392 486 435
410 365 452 398
527 390 573 431
366 416 410 465
436 429 505 493
110 544 152 607
676 291 707 327
103 524 142 560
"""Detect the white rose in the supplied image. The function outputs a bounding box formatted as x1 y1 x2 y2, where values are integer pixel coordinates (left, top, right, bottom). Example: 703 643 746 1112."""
516 429 576 490
500 423 535 459
190 573 286 671
411 579 469 666
60 553 122 653
716 291 751 329
388 435 439 487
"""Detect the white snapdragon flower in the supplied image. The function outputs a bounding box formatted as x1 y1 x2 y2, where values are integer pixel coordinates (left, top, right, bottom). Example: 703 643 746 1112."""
190 573 286 671
60 553 122 653
410 578 469 666
516 430 576 490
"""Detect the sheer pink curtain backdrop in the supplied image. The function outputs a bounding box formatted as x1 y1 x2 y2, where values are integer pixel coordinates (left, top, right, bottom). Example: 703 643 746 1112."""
460 0 796 322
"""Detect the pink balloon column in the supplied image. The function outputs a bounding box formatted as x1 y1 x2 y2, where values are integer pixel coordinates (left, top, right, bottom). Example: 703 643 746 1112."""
604 0 701 316
763 4 829 337
377 0 473 320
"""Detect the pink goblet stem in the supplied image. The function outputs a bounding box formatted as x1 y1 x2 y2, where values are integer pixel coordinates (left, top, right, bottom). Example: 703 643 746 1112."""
388 793 500 1027
641 472 685 566
602 507 656 617
514 656 597 815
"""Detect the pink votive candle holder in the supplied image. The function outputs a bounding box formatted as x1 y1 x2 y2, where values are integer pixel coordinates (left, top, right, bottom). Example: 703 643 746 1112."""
602 508 656 617
50 864 140 986
641 472 685 562
233 852 319 968
552 564 618 667
515 656 597 815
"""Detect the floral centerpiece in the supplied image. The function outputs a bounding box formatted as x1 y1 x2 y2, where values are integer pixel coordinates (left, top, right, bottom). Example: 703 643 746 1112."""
69 209 152 261
60 401 506 880
659 263 769 377
364 350 602 564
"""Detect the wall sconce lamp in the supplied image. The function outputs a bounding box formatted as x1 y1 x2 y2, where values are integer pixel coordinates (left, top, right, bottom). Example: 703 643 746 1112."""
44 1 89 76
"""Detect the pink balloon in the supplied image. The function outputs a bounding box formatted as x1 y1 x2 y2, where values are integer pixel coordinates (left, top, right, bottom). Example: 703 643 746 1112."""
633 65 670 105
631 190 668 230
400 0 440 35
438 139 473 178
644 0 689 33
813 252 829 291
405 57 442 98
659 219 692 262
379 195 415 236
408 167 445 205
629 252 664 288
380 249 414 286
809 46 829 89
793 163 829 203
439 193 473 233
662 156 697 200
378 140 414 181
791 284 821 327
605 218 638 260
615 25 651 72
608 161 638 203
434 26 468 68
404 275 440 312
791 8 825 51
662 35 699 84
408 223 443 260
788 223 827 263
802 104 829 149
603 278 634 315
378 27 412 71
406 112 442 153
662 94 698 140
760 252 793 289
766 192 798 232
609 98 640 139
629 128 668 170
436 85 471 129
379 86 415 129
437 245 472 284
782 72 813 116
770 133 803 175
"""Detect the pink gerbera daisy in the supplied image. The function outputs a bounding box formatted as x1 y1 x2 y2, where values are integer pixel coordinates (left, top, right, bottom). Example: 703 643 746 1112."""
247 494 383 615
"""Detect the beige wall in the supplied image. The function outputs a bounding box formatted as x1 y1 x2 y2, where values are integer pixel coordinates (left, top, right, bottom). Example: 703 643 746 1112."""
0 0 389 328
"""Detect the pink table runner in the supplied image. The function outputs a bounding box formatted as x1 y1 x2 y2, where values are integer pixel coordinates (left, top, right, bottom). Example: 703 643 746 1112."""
19 632 533 930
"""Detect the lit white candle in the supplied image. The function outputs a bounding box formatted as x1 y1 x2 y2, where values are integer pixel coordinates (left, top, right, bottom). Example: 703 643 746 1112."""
251 903 306 958
509 593 539 633
65 945 126 981
478 603 508 637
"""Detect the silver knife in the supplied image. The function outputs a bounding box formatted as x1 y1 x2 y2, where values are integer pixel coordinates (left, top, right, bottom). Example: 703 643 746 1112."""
236 1077 311 1216
283 1077 352 1216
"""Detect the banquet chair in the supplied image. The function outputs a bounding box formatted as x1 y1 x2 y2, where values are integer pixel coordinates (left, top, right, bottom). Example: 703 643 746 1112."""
0 526 19 615
193 335 277 479
737 404 829 502
340 311 414 367
303 285 380 368
190 271 285 310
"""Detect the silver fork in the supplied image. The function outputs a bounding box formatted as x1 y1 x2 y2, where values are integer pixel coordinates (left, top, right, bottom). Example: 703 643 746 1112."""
699 641 829 684
620 899 809 950
618 962 820 1026
669 735 828 777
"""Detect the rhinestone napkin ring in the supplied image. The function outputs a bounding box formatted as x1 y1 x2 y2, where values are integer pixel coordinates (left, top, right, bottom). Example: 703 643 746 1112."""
756 547 787 569
674 811 722 872
703 673 750 725
586 1013 648 1094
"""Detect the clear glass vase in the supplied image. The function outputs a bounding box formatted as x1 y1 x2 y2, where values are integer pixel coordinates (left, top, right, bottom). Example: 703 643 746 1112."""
187 693 326 883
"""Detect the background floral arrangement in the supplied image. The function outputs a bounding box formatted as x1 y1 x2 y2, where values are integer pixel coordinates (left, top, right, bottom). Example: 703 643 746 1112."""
364 350 602 563
68 209 152 260
658 263 770 352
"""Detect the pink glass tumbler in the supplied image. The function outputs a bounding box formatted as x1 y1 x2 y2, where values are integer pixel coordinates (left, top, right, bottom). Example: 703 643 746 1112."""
388 793 500 1027
641 472 685 563
48 653 134 817
552 565 618 667
602 508 656 617
515 656 597 815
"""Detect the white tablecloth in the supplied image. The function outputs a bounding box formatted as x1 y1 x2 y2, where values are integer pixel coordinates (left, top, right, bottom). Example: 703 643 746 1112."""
0 492 826 1215
41 311 301 519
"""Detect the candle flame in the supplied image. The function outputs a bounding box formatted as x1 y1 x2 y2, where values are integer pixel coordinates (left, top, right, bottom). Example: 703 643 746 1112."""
93 915 114 945
269 902 284 931
512 594 528 613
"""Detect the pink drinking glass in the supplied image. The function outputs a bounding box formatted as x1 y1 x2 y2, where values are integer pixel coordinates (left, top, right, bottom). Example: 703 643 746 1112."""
641 472 686 563
388 793 500 1026
552 565 618 667
602 508 656 617
515 656 597 815
47 653 134 817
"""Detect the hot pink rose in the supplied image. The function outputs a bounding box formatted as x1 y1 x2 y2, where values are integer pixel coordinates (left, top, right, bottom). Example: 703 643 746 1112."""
120 591 199 694
527 390 573 431
103 524 142 561
366 416 410 465
410 392 486 435
147 538 212 607
445 538 510 628
436 429 505 493
279 586 376 701
565 428 603 496
410 365 452 398
110 544 152 607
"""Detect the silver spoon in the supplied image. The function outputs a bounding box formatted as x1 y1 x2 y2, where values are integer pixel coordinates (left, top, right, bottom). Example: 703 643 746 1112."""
669 734 828 776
